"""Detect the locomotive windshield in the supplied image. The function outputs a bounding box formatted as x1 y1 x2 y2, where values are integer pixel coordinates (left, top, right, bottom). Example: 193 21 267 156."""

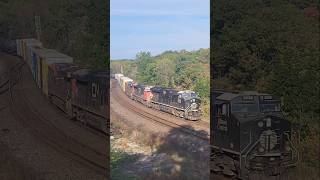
260 103 281 112
232 103 259 113
180 92 199 99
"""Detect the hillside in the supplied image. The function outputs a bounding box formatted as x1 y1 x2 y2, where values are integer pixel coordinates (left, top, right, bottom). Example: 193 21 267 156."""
111 48 210 119
211 0 319 174
0 0 108 68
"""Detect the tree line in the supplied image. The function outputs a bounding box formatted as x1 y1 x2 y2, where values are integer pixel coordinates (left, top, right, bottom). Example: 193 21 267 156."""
0 0 108 68
111 49 210 119
212 0 319 169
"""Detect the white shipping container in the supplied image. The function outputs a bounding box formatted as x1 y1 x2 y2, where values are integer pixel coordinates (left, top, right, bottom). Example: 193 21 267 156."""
115 73 124 83
120 76 133 92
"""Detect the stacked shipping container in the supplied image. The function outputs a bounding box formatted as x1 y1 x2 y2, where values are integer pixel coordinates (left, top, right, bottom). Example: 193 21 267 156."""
16 38 73 97
119 76 133 92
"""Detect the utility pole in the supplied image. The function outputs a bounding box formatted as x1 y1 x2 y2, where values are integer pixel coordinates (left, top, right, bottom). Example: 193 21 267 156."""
34 15 42 41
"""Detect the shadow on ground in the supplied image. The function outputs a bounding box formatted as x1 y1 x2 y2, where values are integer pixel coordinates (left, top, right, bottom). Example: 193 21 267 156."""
112 125 210 180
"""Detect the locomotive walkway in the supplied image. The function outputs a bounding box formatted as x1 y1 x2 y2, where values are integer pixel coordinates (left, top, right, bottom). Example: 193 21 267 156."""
0 52 107 179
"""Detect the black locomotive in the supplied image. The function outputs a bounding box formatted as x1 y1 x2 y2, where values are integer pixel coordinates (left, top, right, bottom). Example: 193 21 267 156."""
1 37 108 134
211 90 298 179
150 87 202 120
124 80 202 120
48 63 108 134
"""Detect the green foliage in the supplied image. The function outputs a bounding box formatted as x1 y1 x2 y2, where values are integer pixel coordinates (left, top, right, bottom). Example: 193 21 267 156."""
112 49 209 93
111 49 210 118
212 0 319 121
111 150 140 180
194 77 210 100
0 0 108 68
212 0 319 168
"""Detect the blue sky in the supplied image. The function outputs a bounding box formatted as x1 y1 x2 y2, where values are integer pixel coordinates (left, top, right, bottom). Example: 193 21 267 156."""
111 0 210 59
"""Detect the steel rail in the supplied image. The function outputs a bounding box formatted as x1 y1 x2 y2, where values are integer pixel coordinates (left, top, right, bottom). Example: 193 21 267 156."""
7 61 107 176
111 82 209 141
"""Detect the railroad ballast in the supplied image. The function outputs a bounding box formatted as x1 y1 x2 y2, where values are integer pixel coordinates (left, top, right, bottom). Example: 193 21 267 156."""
114 73 202 120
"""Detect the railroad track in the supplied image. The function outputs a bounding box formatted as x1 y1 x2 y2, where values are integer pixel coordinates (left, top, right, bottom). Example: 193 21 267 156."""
111 81 209 141
48 93 108 138
194 118 210 127
7 61 107 176
0 60 24 95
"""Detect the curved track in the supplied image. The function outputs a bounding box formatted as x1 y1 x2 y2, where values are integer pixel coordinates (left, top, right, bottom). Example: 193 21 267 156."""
1 53 107 177
111 80 209 141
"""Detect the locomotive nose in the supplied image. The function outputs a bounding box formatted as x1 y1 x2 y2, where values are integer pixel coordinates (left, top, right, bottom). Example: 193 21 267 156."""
259 129 279 152
190 102 198 109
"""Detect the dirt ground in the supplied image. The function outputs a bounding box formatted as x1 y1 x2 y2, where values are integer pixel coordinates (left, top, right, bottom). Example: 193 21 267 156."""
110 88 210 180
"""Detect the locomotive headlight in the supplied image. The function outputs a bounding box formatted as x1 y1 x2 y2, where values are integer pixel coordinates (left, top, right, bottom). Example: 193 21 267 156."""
258 121 264 127
258 147 265 153
263 117 272 127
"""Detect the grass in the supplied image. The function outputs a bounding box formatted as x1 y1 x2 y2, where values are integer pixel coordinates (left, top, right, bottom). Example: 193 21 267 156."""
111 149 140 180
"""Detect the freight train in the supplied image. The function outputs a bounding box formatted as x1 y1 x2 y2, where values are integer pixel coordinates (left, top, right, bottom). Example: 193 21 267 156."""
114 73 202 120
14 38 108 134
211 90 298 179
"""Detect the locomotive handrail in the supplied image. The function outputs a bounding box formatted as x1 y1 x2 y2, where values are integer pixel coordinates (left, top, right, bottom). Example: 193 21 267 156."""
212 89 240 94
242 132 298 173
284 132 299 166
243 138 261 168
0 78 9 89
49 93 107 119
241 130 252 154
185 102 194 113
72 103 107 119
133 94 186 111
0 70 9 86
0 80 9 94
0 61 25 95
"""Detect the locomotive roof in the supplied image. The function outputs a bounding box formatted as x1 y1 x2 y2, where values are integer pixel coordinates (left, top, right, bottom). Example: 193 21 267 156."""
63 66 82 74
216 93 239 101
150 87 199 99
72 69 91 82
135 84 145 88
92 70 109 78
151 86 177 94
216 91 269 101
